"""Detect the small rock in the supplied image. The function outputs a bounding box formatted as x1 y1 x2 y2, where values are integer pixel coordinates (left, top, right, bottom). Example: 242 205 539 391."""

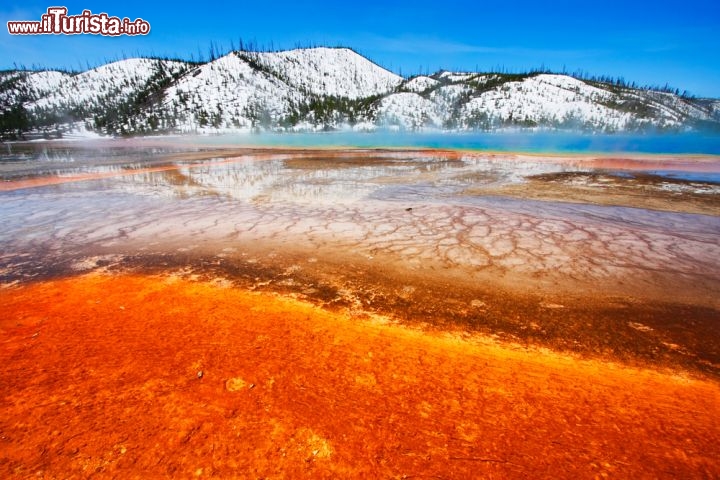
470 299 486 309
405 207 413 212
628 321 653 332
196 371 203 379
225 377 248 392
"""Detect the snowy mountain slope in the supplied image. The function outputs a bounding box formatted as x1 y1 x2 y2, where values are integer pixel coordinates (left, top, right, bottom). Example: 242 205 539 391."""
29 59 189 113
250 48 402 99
348 70 718 132
621 89 714 124
1 69 72 136
0 70 69 113
0 71 30 103
710 101 720 120
10 58 190 135
460 74 634 130
428 85 473 127
403 76 439 93
138 48 402 133
22 71 69 99
374 84 472 128
157 52 303 132
376 93 442 129
436 71 476 83
1 48 718 138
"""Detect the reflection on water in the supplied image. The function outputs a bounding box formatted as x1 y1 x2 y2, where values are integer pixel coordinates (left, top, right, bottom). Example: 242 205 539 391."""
76 153 580 204
0 143 203 180
1 144 719 309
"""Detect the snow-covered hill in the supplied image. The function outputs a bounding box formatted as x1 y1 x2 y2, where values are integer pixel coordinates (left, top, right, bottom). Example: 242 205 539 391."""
156 53 299 132
1 47 718 138
377 72 718 131
0 70 69 110
251 48 402 99
460 74 631 130
402 76 439 93
151 48 402 132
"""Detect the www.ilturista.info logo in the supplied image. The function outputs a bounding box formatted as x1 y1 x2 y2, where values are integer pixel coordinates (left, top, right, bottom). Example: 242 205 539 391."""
7 7 150 36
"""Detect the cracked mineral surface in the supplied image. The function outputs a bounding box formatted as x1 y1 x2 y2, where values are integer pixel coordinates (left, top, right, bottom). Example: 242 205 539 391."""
2 141 719 478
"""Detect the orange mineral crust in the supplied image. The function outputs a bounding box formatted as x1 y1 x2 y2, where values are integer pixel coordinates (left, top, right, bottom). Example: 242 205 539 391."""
2 273 719 478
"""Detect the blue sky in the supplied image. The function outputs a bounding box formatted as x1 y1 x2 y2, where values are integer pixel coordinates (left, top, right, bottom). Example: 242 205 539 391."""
2 0 720 97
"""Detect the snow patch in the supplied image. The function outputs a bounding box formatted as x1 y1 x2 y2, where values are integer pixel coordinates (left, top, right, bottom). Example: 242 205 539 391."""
403 76 439 93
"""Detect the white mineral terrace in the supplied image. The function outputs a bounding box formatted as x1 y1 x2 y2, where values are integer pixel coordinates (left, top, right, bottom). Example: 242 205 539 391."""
2 150 719 306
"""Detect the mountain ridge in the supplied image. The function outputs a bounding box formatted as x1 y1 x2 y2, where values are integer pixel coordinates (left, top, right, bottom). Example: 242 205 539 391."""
1 47 719 139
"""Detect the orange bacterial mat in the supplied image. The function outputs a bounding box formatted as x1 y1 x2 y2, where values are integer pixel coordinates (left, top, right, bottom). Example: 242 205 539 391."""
2 273 719 478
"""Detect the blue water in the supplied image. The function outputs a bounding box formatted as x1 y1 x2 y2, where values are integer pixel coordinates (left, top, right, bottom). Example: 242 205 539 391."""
180 131 720 155
646 170 720 184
